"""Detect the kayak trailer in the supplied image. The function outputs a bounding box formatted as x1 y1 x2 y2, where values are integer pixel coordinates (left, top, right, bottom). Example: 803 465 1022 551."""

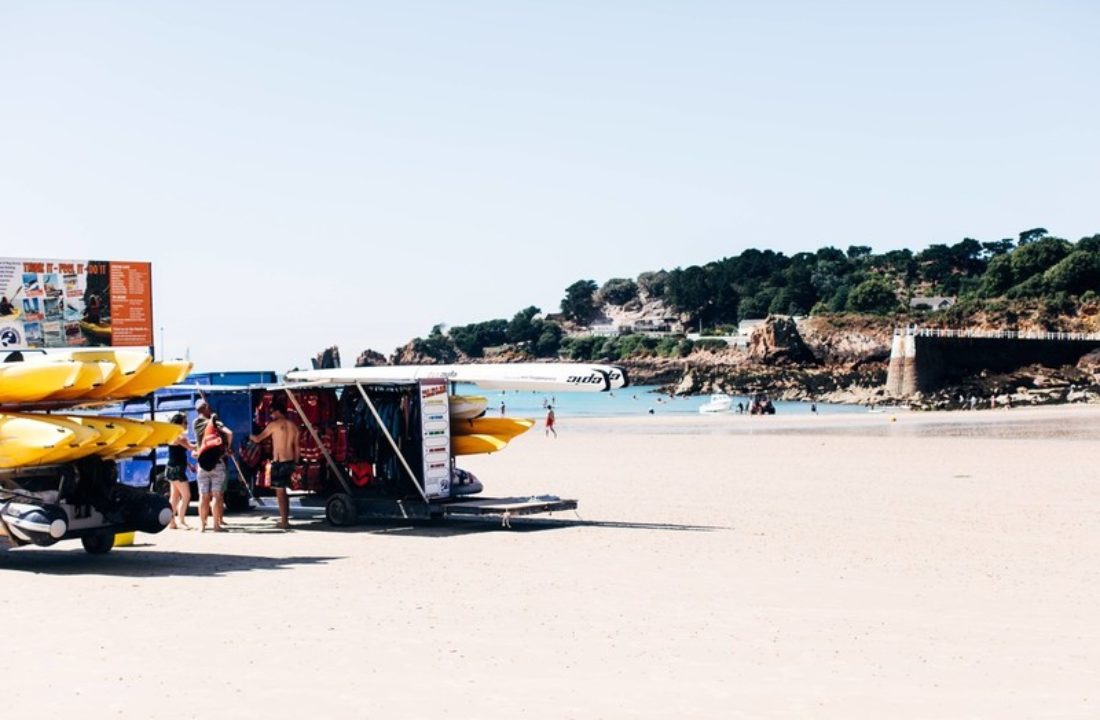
242 379 577 528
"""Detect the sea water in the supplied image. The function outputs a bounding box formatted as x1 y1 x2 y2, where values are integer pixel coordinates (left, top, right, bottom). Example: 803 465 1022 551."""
456 384 867 419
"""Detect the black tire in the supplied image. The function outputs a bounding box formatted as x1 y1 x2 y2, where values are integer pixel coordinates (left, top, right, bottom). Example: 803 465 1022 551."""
81 531 115 555
325 494 357 527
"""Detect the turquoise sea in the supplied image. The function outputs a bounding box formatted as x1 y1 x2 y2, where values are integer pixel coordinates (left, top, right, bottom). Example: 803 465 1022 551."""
454 383 866 419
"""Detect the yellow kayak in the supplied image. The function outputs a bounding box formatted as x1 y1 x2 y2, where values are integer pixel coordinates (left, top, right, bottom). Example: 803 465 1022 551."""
449 394 488 420
54 350 152 400
450 417 535 439
18 414 102 465
107 360 193 400
0 414 75 469
47 361 119 401
60 415 128 460
79 320 112 343
451 433 510 456
95 416 155 458
111 420 184 458
0 362 83 403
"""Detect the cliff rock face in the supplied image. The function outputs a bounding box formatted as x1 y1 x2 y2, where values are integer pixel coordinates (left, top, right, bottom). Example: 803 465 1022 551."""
797 315 893 366
747 316 816 365
355 349 388 367
311 346 341 370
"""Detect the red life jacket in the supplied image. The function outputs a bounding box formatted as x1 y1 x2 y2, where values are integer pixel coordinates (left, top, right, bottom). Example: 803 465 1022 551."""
197 414 225 471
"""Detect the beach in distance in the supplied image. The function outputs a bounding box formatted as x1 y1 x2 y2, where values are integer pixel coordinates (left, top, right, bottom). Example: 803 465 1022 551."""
1 404 1097 719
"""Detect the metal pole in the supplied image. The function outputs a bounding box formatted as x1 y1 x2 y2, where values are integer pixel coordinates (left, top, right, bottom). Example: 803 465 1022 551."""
354 382 429 505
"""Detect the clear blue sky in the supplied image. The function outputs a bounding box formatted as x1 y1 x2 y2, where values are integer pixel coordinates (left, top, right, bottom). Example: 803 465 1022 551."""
1 1 1097 371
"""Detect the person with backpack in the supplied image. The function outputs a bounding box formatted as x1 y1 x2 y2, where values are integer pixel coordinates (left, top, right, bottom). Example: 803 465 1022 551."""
192 399 233 532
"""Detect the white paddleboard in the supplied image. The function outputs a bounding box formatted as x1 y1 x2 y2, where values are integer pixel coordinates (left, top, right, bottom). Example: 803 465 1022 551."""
286 363 630 393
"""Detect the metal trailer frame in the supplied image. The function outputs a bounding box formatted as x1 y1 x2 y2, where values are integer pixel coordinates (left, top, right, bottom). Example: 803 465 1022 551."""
264 380 577 527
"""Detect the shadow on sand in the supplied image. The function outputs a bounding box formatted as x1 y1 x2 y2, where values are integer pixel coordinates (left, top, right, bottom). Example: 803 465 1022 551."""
0 547 342 577
293 515 726 537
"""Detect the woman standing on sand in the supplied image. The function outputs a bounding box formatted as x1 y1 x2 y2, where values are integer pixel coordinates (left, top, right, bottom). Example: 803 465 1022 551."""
166 413 194 529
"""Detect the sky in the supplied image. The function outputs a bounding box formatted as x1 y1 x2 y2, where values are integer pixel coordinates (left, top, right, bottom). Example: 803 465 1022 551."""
1 1 1097 372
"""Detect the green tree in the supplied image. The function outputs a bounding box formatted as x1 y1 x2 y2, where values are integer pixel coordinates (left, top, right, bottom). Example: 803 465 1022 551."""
1043 252 1100 295
560 280 599 324
598 278 639 305
411 324 458 362
533 323 564 357
507 306 541 344
636 270 668 298
846 278 898 314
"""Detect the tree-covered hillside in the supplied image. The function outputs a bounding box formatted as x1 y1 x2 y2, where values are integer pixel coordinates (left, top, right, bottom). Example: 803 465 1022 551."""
401 228 1100 362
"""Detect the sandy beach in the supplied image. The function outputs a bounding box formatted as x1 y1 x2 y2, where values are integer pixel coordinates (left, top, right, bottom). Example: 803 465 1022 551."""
2 404 1097 719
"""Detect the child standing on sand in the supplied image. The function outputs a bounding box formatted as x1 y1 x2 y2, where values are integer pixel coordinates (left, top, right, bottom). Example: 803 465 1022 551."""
545 406 556 438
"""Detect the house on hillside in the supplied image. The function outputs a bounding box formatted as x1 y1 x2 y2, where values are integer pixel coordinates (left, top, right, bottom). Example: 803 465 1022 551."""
909 296 957 311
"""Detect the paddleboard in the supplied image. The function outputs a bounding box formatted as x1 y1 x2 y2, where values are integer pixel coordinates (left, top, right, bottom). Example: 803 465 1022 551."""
287 362 630 393
450 416 535 439
451 433 510 456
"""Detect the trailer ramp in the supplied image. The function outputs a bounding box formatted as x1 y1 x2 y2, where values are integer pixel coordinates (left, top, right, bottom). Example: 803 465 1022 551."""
442 495 577 527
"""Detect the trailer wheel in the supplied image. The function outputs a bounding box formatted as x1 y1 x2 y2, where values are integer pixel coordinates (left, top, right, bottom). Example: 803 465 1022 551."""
325 494 357 527
81 531 115 555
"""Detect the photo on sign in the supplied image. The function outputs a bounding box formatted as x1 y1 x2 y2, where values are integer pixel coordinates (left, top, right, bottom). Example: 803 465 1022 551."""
22 298 43 321
44 296 62 321
43 273 62 298
64 321 84 346
22 273 42 297
23 321 43 347
43 321 63 345
63 273 80 296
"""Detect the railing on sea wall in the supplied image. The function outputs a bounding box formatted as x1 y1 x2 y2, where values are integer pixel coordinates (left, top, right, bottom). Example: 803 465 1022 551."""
894 326 1100 341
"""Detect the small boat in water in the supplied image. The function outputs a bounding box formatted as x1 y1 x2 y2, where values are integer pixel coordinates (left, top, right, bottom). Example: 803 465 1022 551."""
698 393 733 414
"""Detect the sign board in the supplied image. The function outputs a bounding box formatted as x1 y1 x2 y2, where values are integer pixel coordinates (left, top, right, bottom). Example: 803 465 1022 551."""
418 378 451 499
0 258 153 350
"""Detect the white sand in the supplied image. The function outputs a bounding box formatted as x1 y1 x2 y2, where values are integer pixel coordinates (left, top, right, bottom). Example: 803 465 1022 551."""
1 405 1097 718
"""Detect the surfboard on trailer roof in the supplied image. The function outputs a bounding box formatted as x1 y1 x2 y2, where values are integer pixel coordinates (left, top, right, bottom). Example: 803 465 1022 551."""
285 362 630 393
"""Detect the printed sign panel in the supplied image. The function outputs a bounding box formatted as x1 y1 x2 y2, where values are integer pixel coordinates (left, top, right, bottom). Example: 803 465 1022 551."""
0 258 153 350
418 378 451 499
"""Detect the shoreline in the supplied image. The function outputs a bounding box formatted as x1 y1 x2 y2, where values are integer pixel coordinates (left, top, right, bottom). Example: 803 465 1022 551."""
562 397 1100 434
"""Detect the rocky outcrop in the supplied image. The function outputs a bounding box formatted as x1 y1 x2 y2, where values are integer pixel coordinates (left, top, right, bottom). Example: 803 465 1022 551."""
747 316 816 365
797 315 893 366
355 349 388 367
906 363 1100 410
311 346 342 370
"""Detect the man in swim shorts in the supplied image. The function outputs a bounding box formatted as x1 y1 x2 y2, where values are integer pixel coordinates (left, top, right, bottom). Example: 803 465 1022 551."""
250 397 299 530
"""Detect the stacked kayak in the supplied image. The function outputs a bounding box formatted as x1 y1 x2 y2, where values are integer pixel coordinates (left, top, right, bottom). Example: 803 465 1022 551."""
0 350 191 406
449 416 535 456
448 394 487 420
0 350 190 552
